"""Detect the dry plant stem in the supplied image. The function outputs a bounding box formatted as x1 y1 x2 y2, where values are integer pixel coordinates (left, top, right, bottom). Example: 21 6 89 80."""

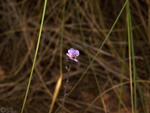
62 61 71 113
126 1 134 113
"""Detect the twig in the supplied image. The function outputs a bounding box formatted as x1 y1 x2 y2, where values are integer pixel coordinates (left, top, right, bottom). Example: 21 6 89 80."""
62 59 71 113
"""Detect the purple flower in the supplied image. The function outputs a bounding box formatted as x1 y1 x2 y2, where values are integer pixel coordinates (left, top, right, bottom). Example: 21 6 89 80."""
66 48 79 62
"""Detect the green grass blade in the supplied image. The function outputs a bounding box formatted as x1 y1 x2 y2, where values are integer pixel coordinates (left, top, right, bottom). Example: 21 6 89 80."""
133 20 147 113
130 17 137 113
137 83 147 113
128 4 137 113
126 1 137 112
20 0 26 15
126 1 134 113
21 0 47 113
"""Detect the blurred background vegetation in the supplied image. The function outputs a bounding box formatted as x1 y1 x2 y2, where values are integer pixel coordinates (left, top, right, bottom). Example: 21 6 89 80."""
0 0 150 113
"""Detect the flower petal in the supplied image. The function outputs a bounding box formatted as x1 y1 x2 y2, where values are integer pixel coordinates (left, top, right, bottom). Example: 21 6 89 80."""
74 50 79 56
68 48 74 55
68 48 79 56
67 48 79 62
66 53 72 59
73 58 78 62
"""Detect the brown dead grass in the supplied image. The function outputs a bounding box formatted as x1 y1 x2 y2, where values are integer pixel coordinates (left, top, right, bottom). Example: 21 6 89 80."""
0 0 149 113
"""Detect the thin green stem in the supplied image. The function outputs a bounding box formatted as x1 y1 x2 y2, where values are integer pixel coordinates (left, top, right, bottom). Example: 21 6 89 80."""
126 1 135 113
130 21 137 113
132 16 147 113
21 0 47 113
20 0 26 16
60 0 66 80
60 1 67 112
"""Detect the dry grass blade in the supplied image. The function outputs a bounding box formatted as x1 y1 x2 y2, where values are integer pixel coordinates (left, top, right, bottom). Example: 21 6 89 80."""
49 76 62 113
0 0 149 113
